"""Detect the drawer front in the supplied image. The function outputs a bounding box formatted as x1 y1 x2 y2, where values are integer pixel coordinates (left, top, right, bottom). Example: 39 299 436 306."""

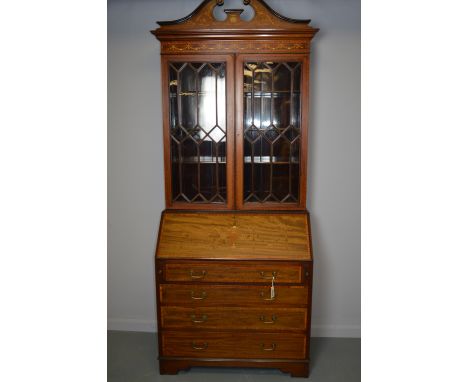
161 331 307 359
160 307 307 330
162 262 303 284
159 284 308 306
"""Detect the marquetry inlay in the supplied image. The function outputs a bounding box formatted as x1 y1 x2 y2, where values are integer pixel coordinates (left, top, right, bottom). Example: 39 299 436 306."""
161 40 309 54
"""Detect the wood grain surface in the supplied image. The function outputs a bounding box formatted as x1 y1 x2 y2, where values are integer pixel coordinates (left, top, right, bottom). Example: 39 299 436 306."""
162 260 304 283
161 306 307 330
159 284 308 306
157 212 311 260
161 330 307 359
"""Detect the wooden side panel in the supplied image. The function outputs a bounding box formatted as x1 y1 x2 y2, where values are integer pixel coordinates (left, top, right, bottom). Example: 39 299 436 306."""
159 284 308 306
161 331 307 360
160 306 307 330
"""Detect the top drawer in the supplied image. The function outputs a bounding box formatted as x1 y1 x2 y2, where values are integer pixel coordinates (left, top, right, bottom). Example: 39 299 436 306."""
159 261 306 284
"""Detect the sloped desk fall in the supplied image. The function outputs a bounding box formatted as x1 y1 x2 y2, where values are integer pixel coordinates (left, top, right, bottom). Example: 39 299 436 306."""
155 211 313 377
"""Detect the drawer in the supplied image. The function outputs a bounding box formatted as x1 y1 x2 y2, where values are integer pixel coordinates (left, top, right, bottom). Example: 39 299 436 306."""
161 331 307 359
161 261 304 284
160 307 307 331
159 284 308 306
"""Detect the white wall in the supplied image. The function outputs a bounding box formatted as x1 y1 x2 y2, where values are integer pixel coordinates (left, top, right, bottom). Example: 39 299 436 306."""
108 0 361 337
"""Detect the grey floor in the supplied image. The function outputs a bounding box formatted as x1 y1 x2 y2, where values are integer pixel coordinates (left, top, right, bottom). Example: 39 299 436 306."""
108 331 360 382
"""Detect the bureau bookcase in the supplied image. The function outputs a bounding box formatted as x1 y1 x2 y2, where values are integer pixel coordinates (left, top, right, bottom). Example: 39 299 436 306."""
151 0 318 377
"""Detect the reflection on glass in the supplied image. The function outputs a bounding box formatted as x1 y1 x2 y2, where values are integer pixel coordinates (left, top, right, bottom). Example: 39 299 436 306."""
243 61 302 203
169 62 227 203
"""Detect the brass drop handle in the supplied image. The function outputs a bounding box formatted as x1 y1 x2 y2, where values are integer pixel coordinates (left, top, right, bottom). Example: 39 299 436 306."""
190 269 206 279
259 271 277 279
191 341 208 350
190 290 207 300
261 343 276 351
260 314 277 324
260 290 276 301
190 314 207 323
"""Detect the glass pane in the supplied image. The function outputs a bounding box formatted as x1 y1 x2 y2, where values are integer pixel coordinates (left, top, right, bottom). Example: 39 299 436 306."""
171 138 180 199
253 63 272 93
181 163 198 201
198 65 216 132
244 163 271 202
271 164 290 201
218 141 226 162
216 64 226 132
244 92 252 127
291 93 300 127
272 136 291 163
290 163 300 201
180 64 196 92
272 94 291 129
169 66 179 129
293 63 301 91
273 63 291 92
180 96 197 131
218 163 227 202
169 61 227 204
243 61 302 204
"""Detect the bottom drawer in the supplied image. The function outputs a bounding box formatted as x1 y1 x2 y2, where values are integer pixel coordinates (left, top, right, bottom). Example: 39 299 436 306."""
161 331 307 360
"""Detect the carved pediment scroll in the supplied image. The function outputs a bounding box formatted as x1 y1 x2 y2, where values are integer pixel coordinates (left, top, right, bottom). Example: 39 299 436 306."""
152 0 318 38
